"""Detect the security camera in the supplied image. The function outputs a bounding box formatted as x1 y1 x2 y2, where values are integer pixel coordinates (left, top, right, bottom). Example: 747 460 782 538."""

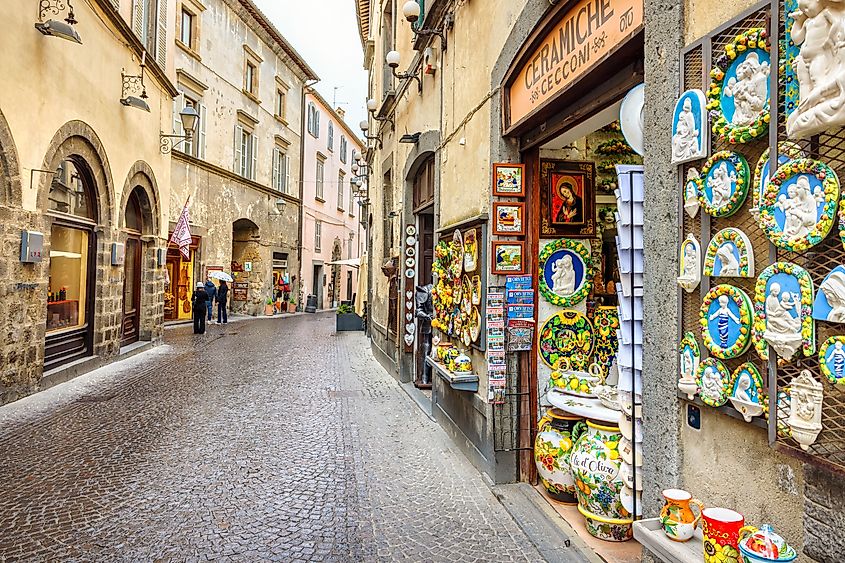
402 1 421 24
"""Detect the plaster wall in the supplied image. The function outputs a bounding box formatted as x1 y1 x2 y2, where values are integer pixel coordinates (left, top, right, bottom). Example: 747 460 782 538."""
683 0 760 44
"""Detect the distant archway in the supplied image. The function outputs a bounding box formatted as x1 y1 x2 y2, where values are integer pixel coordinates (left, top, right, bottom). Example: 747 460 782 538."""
231 218 262 315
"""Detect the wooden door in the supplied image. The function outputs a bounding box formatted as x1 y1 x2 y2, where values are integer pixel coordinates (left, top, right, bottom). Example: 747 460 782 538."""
121 237 142 345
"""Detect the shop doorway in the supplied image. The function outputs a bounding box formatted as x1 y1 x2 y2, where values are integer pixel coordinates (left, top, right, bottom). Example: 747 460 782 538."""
330 239 342 308
346 271 353 302
121 188 144 346
164 236 200 322
313 264 323 309
231 219 261 315
412 154 435 387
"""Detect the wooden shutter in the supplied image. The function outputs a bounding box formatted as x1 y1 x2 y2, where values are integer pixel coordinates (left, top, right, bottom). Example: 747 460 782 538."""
132 0 143 38
234 124 243 174
198 103 207 159
251 133 258 181
272 148 280 190
156 0 168 67
172 93 184 136
283 155 291 194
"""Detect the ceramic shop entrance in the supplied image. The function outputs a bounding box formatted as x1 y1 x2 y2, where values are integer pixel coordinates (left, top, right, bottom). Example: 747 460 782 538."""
497 0 645 558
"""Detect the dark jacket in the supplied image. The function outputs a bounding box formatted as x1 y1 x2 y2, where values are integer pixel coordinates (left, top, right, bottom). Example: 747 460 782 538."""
191 289 209 314
204 280 217 302
217 283 229 305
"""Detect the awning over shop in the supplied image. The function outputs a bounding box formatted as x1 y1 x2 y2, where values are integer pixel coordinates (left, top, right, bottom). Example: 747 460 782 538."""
355 254 367 317
326 257 360 268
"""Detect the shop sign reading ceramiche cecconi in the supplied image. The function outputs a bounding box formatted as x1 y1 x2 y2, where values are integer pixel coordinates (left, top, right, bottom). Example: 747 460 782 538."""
505 0 643 132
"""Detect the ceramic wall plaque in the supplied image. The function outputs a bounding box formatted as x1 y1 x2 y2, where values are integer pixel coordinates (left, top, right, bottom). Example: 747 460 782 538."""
699 284 753 359
684 168 701 218
728 363 766 422
678 332 700 399
463 228 478 272
786 0 845 139
752 143 805 217
758 158 840 251
538 239 592 307
703 228 755 278
753 262 815 361
698 151 750 217
706 28 771 144
671 89 708 164
539 310 595 370
787 369 823 451
813 265 845 323
783 0 801 121
677 234 702 293
696 357 731 407
819 336 845 385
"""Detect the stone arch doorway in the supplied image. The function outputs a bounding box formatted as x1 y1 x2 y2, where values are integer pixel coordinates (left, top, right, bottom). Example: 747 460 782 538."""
330 238 342 308
231 218 262 315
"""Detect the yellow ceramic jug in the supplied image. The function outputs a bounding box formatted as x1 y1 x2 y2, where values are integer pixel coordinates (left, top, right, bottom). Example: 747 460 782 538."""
660 489 704 542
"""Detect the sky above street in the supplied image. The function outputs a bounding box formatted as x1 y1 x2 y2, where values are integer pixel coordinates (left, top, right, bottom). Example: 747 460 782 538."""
253 0 368 134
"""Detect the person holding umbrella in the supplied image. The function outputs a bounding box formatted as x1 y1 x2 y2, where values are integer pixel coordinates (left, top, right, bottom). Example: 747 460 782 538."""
207 270 233 324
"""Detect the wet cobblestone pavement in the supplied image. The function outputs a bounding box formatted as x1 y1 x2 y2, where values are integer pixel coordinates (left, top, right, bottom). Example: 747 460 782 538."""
0 314 543 562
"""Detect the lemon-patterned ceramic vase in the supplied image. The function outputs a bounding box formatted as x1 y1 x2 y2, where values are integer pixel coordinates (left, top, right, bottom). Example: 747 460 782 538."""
534 408 586 504
568 420 632 541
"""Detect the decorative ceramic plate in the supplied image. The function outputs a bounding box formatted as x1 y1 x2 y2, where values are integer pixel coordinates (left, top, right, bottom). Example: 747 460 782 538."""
695 357 731 407
539 310 595 370
753 262 815 361
698 151 750 217
464 228 478 272
813 265 845 323
449 230 464 279
471 275 481 305
703 227 755 278
462 275 473 314
469 306 482 343
819 336 845 385
538 239 592 307
759 158 840 252
678 332 700 382
699 284 753 359
706 27 770 144
753 142 804 211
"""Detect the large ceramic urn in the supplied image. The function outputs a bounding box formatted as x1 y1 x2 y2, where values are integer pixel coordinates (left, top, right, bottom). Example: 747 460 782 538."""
568 420 633 541
534 408 586 504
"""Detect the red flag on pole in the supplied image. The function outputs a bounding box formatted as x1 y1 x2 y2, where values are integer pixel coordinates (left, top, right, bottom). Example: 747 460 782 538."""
169 199 192 260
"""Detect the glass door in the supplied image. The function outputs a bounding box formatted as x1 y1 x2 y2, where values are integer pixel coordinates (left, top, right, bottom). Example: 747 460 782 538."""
121 237 141 345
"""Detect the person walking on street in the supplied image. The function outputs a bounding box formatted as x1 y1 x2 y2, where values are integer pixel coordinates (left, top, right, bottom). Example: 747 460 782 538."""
204 277 217 322
217 280 229 324
191 281 209 334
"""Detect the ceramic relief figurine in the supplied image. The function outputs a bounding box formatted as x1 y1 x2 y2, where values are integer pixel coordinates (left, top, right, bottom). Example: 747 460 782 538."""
699 285 753 359
696 357 731 407
538 239 593 307
787 369 823 450
684 168 701 218
671 90 708 164
698 151 750 217
752 143 805 219
660 489 704 542
703 228 755 278
819 336 845 385
786 0 845 139
753 262 815 361
677 234 702 293
728 362 766 422
813 265 845 323
678 332 700 399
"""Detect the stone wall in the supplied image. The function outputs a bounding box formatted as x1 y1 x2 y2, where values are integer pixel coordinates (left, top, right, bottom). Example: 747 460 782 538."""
804 464 845 561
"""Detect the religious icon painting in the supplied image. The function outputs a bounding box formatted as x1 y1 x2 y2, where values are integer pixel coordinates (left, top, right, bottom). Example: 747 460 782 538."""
671 89 708 164
683 168 701 218
706 27 771 144
699 284 753 360
813 265 845 323
492 241 526 275
758 158 839 252
698 151 750 217
493 202 526 236
752 142 805 216
753 262 815 361
728 363 766 422
539 159 596 238
695 357 732 408
703 227 755 278
492 163 526 197
819 336 845 385
677 233 701 293
538 239 592 307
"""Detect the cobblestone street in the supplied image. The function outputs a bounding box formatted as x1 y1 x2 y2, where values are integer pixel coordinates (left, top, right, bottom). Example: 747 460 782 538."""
0 314 544 562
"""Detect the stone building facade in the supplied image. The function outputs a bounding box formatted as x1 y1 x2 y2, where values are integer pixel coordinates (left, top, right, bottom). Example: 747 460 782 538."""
166 0 317 318
0 0 176 404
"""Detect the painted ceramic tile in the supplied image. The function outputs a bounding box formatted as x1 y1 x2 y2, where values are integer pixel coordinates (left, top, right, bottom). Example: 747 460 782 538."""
671 89 708 164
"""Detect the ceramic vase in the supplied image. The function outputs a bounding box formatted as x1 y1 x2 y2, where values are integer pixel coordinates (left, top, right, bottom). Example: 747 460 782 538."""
660 489 703 542
568 420 632 542
534 409 586 504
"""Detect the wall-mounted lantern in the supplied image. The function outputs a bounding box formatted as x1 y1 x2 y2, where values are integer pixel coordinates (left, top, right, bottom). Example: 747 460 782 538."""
160 106 199 154
120 52 150 112
386 51 422 93
402 0 449 50
35 0 82 44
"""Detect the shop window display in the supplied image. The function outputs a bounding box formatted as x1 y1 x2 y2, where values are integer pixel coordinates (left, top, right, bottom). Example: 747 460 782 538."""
47 225 89 332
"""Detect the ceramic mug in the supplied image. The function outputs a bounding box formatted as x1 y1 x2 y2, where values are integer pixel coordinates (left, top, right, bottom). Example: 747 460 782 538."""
702 507 745 563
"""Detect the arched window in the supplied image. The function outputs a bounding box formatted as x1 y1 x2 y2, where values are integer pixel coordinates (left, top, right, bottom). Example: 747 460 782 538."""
125 188 144 233
307 103 320 138
49 158 96 220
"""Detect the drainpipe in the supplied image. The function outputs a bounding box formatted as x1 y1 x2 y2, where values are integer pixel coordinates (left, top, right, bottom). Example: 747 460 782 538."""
299 80 319 308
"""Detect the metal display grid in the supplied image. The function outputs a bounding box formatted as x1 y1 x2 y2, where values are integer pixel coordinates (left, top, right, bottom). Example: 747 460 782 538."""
678 1 845 474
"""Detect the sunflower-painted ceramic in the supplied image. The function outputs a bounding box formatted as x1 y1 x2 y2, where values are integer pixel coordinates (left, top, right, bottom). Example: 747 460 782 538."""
534 409 587 504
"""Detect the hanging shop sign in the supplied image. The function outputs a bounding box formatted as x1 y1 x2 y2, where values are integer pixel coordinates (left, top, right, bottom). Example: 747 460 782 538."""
404 225 418 351
233 281 249 301
504 0 644 133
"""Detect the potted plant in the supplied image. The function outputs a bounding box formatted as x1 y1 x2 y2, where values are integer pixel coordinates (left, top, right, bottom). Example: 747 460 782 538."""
336 303 364 331
287 296 297 313
264 297 275 316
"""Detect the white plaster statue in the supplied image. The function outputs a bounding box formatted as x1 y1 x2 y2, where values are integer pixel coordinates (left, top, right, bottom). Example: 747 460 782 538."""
681 348 695 380
677 235 701 293
734 372 753 403
724 52 771 126
702 366 724 398
763 282 804 358
551 255 576 296
672 98 701 161
707 162 737 208
684 168 701 218
786 0 845 138
776 176 824 238
715 244 740 276
788 369 823 450
820 270 845 321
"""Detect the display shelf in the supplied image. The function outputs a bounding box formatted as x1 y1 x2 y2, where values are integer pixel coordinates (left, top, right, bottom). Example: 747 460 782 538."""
426 357 479 392
632 518 702 563
547 389 621 423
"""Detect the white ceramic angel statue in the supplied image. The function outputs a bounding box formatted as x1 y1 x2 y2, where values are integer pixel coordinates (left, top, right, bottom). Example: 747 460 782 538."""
724 52 771 126
708 162 736 208
715 244 740 276
551 255 576 296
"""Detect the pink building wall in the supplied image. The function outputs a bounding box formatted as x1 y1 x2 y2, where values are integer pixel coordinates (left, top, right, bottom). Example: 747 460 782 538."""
301 92 364 309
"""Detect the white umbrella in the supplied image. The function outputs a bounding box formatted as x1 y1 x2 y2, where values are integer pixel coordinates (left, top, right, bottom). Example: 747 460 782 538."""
208 271 234 282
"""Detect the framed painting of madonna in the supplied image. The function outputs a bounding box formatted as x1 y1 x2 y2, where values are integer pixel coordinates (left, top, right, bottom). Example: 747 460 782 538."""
539 159 596 238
